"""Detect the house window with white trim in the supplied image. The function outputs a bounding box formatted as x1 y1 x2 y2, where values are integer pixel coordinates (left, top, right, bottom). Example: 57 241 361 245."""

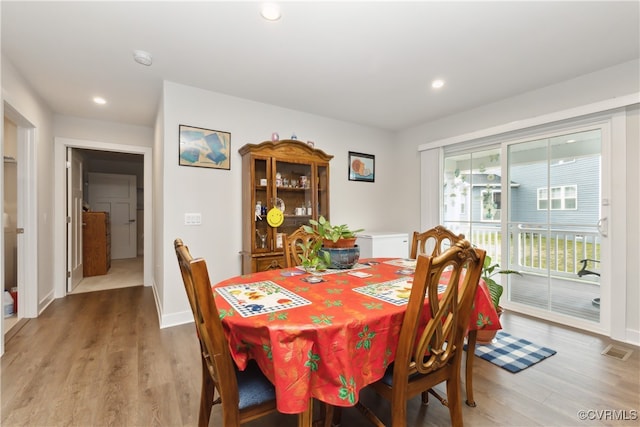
537 185 577 210
481 189 501 221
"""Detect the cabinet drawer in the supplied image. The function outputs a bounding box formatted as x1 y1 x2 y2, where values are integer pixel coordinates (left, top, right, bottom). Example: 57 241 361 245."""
254 255 286 272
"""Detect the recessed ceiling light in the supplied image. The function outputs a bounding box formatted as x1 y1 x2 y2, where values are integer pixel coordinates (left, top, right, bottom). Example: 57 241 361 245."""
133 50 153 66
261 3 281 21
566 139 576 143
431 79 445 89
93 97 107 105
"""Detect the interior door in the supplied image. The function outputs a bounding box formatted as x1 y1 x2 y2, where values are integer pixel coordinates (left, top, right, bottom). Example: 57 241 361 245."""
88 172 137 259
67 148 84 292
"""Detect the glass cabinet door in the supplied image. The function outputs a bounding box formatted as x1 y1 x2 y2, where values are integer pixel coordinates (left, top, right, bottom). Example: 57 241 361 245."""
273 160 313 250
253 158 270 253
317 164 329 219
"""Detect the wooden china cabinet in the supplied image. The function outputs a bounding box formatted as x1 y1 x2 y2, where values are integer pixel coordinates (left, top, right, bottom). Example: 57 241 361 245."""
239 140 333 273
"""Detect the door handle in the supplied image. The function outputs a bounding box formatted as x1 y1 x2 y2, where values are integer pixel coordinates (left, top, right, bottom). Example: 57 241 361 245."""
597 218 608 237
129 219 136 223
16 228 24 234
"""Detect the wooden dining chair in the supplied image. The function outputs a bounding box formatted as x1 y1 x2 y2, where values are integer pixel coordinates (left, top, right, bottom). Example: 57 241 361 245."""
284 226 320 268
355 240 486 427
409 225 478 406
174 238 278 426
410 225 466 259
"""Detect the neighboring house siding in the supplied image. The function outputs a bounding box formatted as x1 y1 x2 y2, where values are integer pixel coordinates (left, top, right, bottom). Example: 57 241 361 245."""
508 157 600 225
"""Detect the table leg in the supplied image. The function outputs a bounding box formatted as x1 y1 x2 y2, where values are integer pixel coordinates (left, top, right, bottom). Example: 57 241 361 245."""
298 398 314 427
465 329 477 407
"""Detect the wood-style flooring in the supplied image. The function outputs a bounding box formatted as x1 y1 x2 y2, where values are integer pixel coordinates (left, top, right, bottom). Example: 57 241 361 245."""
2 286 638 426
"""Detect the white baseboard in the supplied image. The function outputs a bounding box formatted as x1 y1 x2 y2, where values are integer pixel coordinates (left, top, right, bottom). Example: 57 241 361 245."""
150 282 194 329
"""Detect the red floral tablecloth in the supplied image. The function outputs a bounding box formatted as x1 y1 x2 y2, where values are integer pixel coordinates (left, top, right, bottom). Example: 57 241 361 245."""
211 258 501 414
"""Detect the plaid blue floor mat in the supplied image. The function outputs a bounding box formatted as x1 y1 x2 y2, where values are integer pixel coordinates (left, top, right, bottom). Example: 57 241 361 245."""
470 331 557 373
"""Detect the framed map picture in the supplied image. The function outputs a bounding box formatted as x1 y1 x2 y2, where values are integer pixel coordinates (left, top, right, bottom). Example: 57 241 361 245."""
179 125 231 170
348 151 375 182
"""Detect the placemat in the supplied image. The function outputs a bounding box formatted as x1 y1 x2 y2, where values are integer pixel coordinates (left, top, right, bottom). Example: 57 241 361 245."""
216 280 311 317
353 278 446 306
383 258 417 268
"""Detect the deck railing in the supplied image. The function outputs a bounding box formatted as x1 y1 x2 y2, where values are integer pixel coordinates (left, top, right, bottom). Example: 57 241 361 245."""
469 223 601 279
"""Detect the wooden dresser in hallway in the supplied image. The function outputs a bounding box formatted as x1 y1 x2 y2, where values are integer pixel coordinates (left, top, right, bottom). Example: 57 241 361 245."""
82 211 111 276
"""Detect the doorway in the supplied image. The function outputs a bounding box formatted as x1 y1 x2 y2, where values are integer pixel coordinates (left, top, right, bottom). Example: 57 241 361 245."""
3 117 19 333
53 138 152 299
2 102 38 348
71 150 143 294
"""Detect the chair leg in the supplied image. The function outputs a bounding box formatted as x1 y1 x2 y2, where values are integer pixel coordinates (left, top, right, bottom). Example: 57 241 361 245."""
199 355 215 427
355 402 386 427
425 388 448 406
465 330 477 407
331 406 342 427
323 404 335 427
446 377 463 427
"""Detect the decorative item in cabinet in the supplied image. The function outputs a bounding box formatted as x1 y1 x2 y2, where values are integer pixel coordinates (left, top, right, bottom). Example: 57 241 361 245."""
239 140 333 273
82 211 111 276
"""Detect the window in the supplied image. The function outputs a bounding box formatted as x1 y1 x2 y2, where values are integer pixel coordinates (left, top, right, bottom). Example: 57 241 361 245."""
537 185 577 210
481 189 501 221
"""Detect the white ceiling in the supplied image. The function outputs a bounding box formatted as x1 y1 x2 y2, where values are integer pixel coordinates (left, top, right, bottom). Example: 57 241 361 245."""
2 1 639 131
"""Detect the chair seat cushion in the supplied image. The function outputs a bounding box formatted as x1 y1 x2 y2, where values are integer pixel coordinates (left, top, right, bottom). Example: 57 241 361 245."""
379 363 426 387
237 360 276 409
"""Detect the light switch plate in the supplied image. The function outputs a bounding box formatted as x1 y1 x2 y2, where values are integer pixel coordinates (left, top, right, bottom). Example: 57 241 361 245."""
184 213 202 225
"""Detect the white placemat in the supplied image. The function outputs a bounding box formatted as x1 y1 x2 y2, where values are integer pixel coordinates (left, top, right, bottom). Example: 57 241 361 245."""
353 278 446 306
383 258 417 268
216 280 311 317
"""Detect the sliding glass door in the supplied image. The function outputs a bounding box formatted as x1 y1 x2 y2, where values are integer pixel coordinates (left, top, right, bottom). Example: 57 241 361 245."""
506 129 602 324
442 127 604 328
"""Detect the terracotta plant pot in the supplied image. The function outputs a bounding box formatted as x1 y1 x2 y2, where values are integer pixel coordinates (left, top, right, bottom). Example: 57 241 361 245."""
322 237 357 248
476 306 503 344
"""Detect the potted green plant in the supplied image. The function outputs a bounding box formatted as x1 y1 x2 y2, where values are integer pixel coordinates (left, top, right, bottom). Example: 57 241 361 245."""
297 238 331 273
302 216 364 268
303 216 364 248
476 254 521 343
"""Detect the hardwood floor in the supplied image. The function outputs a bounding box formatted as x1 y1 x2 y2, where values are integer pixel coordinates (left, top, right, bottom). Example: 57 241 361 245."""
2 286 638 426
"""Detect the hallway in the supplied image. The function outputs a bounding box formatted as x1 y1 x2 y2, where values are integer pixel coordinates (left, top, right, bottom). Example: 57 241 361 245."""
71 256 144 294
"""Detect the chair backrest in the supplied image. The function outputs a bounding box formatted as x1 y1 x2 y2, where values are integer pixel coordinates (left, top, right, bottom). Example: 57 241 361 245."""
395 240 486 380
410 225 465 259
174 238 242 420
284 226 320 268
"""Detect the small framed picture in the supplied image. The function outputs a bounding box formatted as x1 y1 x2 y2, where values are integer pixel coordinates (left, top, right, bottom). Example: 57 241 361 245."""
348 151 375 182
179 125 231 170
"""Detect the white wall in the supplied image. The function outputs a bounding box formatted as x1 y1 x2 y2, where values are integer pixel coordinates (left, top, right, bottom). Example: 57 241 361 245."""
2 56 55 315
152 92 165 319
625 104 639 337
158 81 396 326
396 60 640 344
53 115 153 147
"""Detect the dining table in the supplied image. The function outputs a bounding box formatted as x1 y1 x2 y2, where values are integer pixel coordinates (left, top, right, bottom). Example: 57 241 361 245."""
211 258 501 426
